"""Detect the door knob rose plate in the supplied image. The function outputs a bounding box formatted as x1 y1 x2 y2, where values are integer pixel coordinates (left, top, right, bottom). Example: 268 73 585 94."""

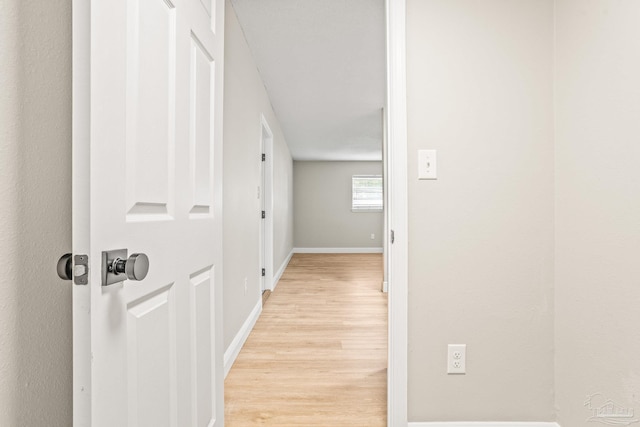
102 249 127 286
102 249 150 286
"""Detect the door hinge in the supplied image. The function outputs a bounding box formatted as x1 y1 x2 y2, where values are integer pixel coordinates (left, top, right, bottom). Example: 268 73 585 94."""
74 254 89 285
262 268 266 277
262 153 266 161
261 210 265 219
390 230 395 244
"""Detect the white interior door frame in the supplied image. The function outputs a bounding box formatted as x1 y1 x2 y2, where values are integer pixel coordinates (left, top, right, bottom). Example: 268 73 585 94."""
72 0 91 423
260 114 274 292
382 107 389 294
386 0 408 425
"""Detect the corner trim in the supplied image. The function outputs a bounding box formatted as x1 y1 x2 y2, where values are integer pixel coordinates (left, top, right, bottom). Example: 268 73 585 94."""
223 299 262 378
409 423 561 427
293 247 383 254
271 249 293 291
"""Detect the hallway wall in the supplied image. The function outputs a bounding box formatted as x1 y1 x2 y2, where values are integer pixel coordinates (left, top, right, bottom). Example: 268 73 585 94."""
223 1 294 351
554 0 640 424
406 0 555 421
0 0 73 424
293 161 384 250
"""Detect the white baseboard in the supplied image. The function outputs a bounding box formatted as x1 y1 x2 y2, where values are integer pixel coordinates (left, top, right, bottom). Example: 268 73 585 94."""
293 247 383 254
409 423 560 427
271 249 293 291
224 299 262 378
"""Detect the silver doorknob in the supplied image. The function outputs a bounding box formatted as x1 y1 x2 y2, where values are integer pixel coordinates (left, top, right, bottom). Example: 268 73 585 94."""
110 253 149 281
57 253 73 280
102 249 150 286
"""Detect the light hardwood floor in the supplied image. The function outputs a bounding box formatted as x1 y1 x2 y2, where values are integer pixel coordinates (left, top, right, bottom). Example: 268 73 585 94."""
224 253 387 426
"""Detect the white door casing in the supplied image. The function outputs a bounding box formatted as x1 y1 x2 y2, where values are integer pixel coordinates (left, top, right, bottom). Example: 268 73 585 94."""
72 0 225 425
386 0 408 426
259 123 265 293
259 115 273 292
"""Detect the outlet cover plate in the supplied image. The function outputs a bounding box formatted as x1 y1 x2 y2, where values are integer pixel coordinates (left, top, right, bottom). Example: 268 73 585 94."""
447 344 466 374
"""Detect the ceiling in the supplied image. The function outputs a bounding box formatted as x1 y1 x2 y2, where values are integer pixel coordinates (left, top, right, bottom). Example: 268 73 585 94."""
230 0 386 161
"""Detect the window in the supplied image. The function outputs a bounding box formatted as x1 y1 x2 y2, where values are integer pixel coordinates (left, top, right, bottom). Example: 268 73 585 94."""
352 175 383 212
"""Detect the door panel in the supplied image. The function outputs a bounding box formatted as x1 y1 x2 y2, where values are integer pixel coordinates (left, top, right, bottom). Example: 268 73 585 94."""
189 34 214 215
190 267 215 426
73 0 224 425
126 0 176 218
127 284 176 427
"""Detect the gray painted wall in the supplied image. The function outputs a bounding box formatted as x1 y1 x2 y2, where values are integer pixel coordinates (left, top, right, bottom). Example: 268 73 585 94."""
555 0 640 424
0 0 73 424
406 0 555 421
223 2 294 350
294 161 383 249
272 126 295 273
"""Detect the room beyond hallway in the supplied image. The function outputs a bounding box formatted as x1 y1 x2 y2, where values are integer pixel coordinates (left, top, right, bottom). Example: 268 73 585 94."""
224 253 387 426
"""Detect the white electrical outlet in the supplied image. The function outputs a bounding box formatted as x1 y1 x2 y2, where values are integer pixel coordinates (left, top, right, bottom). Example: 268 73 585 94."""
371 233 375 240
244 277 248 295
447 344 466 374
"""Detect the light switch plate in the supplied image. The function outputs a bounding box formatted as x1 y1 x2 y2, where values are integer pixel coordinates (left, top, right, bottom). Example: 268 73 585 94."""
418 149 437 180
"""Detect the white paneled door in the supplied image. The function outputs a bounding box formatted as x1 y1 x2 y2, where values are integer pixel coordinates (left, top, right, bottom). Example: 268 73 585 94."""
72 0 224 425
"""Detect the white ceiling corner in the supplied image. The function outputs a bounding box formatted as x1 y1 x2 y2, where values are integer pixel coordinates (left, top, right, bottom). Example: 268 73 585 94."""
230 0 386 161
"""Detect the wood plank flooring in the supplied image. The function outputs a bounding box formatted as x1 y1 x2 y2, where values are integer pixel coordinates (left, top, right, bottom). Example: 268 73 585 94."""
224 253 387 426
